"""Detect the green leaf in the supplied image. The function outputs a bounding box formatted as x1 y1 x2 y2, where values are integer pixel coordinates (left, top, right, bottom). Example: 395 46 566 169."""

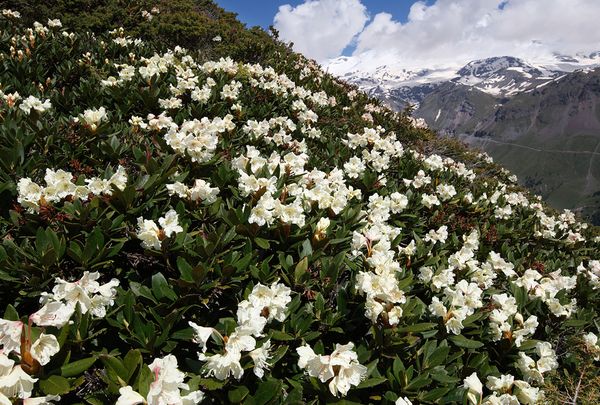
137 363 154 398
254 238 270 249
357 376 387 389
518 339 542 350
420 387 450 402
393 356 405 377
228 386 250 403
151 272 178 301
101 355 128 384
425 345 450 369
396 323 437 333
198 378 227 391
40 375 71 395
61 356 97 378
269 345 288 365
294 256 308 283
448 335 484 349
129 282 158 304
250 378 282 405
3 304 19 321
177 256 194 282
405 372 431 391
300 239 313 258
123 349 143 382
271 330 295 341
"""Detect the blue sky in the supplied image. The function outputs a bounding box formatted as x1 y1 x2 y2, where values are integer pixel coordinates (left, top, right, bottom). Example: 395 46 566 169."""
214 0 419 29
213 0 600 73
214 0 424 56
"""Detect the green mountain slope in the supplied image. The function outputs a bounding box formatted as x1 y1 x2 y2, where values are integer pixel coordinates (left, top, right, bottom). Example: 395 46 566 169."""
416 82 498 135
417 69 600 224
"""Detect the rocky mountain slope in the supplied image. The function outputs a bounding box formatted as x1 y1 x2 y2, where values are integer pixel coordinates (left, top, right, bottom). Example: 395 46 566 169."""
419 67 600 224
330 55 600 223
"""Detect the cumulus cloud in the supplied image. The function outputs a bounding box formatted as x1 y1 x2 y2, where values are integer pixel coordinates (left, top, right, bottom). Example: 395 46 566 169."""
352 0 600 69
274 0 369 62
292 0 600 74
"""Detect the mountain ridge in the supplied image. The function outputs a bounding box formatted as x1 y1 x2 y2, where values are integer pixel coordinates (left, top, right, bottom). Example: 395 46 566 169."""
327 54 600 224
328 53 600 108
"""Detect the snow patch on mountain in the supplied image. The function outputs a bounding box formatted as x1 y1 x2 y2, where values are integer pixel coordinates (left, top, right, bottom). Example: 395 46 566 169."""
325 53 600 109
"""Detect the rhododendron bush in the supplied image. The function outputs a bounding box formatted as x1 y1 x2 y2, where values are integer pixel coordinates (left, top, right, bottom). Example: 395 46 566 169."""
0 8 599 405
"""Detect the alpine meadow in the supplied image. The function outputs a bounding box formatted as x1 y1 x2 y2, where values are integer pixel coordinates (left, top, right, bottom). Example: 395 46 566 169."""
0 1 599 404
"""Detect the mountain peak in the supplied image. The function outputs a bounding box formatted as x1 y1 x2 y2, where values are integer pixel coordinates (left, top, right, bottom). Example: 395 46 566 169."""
456 56 541 78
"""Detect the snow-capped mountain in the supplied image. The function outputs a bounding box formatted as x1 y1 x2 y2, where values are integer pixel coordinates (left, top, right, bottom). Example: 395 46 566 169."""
327 53 600 225
453 56 556 97
326 53 600 109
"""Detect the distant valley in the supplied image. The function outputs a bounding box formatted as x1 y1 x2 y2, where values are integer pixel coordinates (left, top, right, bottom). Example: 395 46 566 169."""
328 54 600 224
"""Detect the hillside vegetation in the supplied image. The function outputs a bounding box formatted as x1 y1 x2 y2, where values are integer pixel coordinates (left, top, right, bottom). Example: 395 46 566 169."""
416 69 600 225
0 2 599 404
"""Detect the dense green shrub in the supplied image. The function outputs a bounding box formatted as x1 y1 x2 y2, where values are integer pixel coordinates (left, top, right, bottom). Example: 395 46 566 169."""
1 0 288 64
0 6 598 405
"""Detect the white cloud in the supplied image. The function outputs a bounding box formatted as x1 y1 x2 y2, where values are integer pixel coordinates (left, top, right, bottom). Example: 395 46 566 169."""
322 0 600 74
273 0 369 62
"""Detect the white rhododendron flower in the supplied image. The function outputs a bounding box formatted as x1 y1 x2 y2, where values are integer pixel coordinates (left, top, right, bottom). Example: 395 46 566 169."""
29 333 60 366
19 95 51 114
47 18 61 28
23 394 61 404
189 323 214 353
31 272 118 327
136 218 161 249
16 166 128 212
137 209 183 249
116 386 145 405
0 353 37 401
463 372 483 404
158 209 183 237
198 350 244 381
167 179 220 203
195 281 291 380
515 341 558 383
249 340 271 378
0 319 23 355
583 332 600 360
116 355 203 405
296 342 367 397
16 178 43 212
30 302 75 328
78 107 108 130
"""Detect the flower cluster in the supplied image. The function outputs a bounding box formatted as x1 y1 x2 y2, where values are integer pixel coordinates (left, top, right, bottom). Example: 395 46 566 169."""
0 352 60 404
32 271 120 327
296 342 367 397
578 260 600 289
117 355 203 405
0 271 118 400
0 320 59 366
136 209 183 249
167 179 220 204
515 342 558 383
583 332 600 361
74 106 108 131
18 95 51 115
463 372 541 405
17 166 127 212
191 281 291 380
164 115 235 163
514 268 577 317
